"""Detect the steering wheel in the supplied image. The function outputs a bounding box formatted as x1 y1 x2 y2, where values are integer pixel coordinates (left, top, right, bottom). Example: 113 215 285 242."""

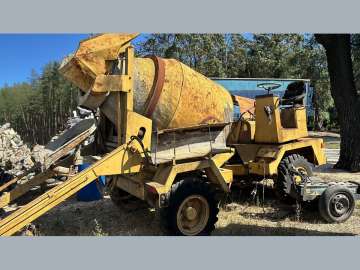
257 83 281 94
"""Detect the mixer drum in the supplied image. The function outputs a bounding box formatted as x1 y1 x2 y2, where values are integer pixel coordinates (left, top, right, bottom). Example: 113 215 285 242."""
99 57 233 130
59 34 233 131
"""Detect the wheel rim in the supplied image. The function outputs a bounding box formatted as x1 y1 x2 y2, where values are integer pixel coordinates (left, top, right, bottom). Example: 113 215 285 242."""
176 195 210 236
294 166 309 184
329 193 351 217
296 166 308 175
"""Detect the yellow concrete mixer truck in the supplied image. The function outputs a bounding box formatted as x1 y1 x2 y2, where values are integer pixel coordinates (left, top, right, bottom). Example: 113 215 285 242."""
2 33 355 237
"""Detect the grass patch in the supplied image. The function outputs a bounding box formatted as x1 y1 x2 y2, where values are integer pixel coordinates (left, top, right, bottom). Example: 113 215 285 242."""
325 142 340 149
92 219 109 236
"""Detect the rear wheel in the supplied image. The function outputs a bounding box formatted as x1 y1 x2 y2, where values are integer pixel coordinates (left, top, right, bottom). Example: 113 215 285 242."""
275 154 313 202
160 177 219 236
318 185 355 223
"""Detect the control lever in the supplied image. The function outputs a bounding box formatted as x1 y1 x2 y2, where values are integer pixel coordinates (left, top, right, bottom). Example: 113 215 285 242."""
264 106 273 124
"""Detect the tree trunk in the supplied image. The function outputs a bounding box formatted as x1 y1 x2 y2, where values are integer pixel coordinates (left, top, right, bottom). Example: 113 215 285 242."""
315 34 360 171
313 86 322 130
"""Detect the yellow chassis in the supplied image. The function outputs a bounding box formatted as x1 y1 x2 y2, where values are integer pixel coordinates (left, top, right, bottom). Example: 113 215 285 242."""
225 137 326 177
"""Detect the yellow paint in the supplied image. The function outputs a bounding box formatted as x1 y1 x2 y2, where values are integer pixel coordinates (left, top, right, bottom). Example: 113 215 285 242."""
219 168 233 184
223 164 248 176
59 33 139 91
145 151 235 198
230 138 326 176
254 95 308 143
92 75 132 93
226 92 326 178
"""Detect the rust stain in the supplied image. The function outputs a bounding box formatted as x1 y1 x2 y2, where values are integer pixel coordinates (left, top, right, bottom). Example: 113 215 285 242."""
143 56 166 118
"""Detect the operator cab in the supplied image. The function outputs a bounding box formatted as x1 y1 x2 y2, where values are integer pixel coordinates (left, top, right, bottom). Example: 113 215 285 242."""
254 81 308 143
257 81 306 105
228 81 308 145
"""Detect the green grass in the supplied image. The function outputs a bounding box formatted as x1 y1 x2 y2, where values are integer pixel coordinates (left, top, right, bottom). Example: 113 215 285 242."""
325 142 340 149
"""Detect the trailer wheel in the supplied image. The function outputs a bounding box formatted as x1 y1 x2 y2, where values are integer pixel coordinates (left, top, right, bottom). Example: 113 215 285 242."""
318 185 355 223
160 178 219 236
276 154 313 202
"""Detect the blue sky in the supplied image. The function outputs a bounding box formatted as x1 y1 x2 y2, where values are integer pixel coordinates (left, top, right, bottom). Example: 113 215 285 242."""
0 33 252 88
0 34 147 88
0 34 88 87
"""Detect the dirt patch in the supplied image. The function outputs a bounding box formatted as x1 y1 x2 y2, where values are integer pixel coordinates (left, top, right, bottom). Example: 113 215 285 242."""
215 200 360 236
33 196 164 236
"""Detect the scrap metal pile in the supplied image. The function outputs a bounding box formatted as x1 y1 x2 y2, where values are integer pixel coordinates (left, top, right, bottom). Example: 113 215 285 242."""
0 109 95 194
0 123 34 176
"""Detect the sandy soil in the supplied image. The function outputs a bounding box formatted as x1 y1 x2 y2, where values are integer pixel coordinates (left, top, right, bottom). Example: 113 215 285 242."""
9 131 360 236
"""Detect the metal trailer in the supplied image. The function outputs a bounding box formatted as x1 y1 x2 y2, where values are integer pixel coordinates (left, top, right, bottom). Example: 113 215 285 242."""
286 166 360 223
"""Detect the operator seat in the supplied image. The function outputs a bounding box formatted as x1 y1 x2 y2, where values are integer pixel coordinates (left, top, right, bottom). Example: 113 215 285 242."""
281 81 306 106
280 81 306 128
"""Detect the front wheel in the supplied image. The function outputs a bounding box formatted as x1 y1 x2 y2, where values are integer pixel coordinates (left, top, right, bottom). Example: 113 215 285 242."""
275 154 313 202
160 178 219 236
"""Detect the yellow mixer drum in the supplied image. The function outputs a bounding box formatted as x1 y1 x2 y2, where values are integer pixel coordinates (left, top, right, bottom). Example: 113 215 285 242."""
60 34 233 130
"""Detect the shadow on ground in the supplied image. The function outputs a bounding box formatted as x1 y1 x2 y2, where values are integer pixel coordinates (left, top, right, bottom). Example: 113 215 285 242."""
213 223 354 236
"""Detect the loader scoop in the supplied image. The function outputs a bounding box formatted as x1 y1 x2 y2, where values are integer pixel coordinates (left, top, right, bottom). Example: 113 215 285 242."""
0 118 96 209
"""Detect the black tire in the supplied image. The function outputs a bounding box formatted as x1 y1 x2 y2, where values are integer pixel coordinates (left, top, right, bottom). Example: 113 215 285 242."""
318 185 355 223
160 177 219 236
275 154 313 202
